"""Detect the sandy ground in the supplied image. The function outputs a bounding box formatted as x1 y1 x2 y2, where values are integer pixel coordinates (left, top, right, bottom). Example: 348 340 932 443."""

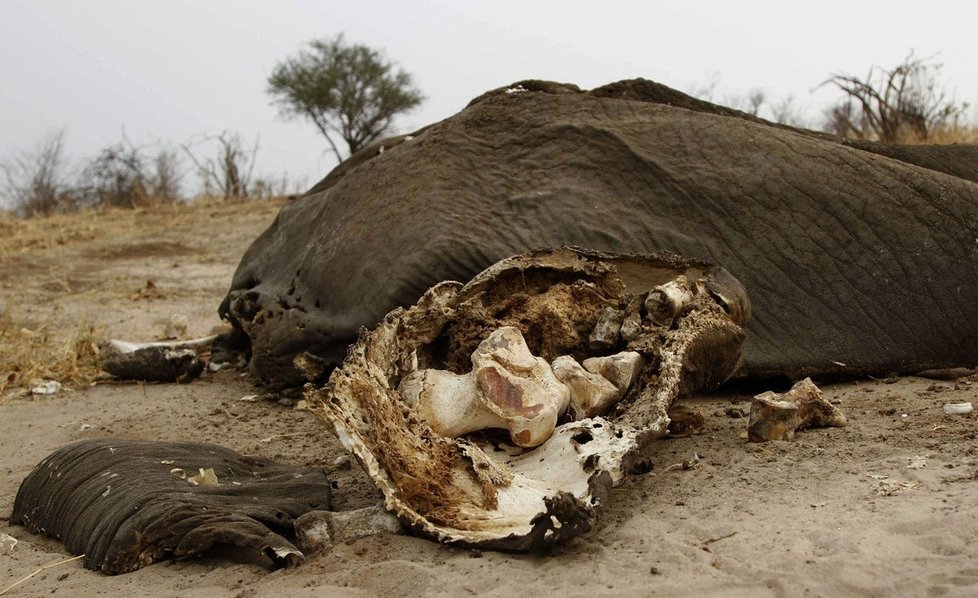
1 200 977 597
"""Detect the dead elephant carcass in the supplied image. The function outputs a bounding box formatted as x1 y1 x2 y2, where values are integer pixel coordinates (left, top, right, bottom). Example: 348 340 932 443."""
311 247 749 550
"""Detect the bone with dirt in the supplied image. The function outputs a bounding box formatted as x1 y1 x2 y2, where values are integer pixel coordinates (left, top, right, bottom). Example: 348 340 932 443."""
98 337 216 382
747 378 847 442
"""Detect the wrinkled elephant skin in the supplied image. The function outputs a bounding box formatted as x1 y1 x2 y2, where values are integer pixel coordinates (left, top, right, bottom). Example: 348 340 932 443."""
220 78 978 388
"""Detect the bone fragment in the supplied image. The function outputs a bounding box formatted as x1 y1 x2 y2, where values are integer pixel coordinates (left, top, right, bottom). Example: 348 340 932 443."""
399 327 570 447
552 356 620 419
553 351 645 420
645 275 694 327
0 533 16 555
619 295 644 342
588 307 624 350
747 378 846 442
582 352 644 396
99 336 215 383
30 379 62 395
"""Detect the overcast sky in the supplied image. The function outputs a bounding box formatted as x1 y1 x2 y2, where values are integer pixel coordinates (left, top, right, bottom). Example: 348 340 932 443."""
2 0 976 200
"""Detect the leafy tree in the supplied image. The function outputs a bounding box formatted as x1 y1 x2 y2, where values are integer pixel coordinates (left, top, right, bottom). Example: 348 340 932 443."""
268 35 424 161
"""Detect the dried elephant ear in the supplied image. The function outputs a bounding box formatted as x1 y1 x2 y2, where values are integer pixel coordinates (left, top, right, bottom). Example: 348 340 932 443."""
11 439 331 574
312 246 748 550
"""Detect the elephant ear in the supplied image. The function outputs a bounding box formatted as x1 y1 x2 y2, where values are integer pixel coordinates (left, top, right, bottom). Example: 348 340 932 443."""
11 438 331 574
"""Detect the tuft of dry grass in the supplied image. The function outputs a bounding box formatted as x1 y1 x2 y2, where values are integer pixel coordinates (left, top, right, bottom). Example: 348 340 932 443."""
920 123 978 144
0 309 103 399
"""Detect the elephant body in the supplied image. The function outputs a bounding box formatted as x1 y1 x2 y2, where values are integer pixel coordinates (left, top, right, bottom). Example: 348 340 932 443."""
220 79 978 387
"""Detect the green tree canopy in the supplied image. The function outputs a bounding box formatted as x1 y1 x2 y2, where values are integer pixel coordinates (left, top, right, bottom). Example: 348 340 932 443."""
268 35 424 162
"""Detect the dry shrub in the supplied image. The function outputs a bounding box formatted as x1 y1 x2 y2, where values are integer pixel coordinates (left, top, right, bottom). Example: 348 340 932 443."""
0 310 103 399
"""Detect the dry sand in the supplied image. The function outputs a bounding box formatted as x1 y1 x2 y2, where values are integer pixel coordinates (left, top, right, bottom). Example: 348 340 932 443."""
1 200 976 597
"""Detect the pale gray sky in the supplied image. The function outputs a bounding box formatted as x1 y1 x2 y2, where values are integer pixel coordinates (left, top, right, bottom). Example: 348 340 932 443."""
2 0 976 198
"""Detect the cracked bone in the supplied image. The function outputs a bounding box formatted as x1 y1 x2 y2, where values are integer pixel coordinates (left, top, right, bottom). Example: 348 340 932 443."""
552 356 619 420
582 352 644 396
747 377 847 442
553 351 644 420
645 275 695 327
399 326 570 447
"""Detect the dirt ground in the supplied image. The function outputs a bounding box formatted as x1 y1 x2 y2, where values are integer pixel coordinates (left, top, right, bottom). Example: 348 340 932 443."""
1 200 976 597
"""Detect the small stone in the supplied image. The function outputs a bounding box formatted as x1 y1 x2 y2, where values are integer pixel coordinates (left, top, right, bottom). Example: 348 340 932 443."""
582 351 644 395
943 402 973 416
293 352 328 382
294 511 333 554
328 505 403 542
30 379 62 395
294 505 403 554
332 455 352 470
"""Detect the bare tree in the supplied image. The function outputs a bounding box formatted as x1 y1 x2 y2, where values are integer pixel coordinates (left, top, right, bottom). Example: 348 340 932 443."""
742 88 767 116
250 172 305 200
182 132 258 199
819 52 969 143
1 130 75 216
770 95 806 127
690 76 805 126
688 71 721 102
268 35 424 162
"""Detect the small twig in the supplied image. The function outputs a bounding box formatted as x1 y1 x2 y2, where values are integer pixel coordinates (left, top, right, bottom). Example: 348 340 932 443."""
259 431 306 444
663 453 701 473
701 531 737 552
0 554 85 596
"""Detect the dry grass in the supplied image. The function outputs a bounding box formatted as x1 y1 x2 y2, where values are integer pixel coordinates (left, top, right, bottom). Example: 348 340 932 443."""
0 309 103 399
920 123 978 144
0 197 289 399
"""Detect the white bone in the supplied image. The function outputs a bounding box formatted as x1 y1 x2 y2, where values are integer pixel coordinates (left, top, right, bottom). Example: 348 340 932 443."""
399 327 570 448
554 351 645 419
552 356 619 419
645 275 694 327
